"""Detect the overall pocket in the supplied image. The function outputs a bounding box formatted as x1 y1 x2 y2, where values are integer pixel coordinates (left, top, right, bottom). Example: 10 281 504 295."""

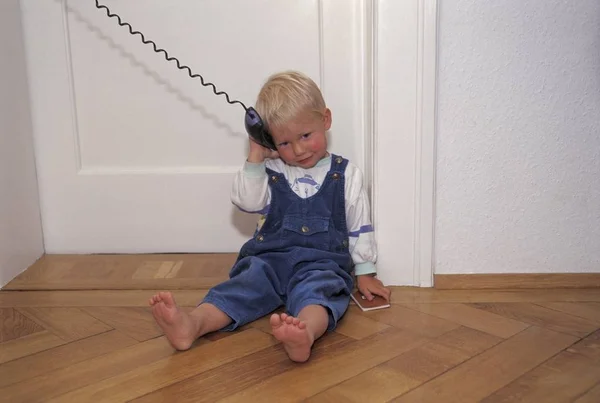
282 215 331 250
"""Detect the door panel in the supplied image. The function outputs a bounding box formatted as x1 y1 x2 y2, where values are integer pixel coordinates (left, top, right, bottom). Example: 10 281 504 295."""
21 0 368 253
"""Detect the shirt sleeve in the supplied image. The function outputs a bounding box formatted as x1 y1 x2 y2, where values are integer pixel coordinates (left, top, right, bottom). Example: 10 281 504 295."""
345 166 378 276
230 161 271 214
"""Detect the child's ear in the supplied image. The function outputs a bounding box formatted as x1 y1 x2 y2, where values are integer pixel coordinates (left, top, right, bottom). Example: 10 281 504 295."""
323 108 332 130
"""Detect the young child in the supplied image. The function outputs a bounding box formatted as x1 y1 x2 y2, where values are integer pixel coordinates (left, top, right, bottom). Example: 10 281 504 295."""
149 71 390 362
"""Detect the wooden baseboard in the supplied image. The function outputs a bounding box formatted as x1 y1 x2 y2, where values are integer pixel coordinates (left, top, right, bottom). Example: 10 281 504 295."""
434 273 600 289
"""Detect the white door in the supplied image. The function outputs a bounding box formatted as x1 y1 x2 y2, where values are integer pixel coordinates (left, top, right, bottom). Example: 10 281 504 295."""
21 0 371 254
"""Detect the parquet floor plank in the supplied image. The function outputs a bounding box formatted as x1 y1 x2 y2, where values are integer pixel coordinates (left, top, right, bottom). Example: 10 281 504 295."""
16 307 113 342
482 330 600 402
45 329 276 403
0 308 43 342
401 303 529 338
131 332 353 403
82 307 163 341
308 326 502 402
0 330 65 364
389 288 600 303
470 302 599 338
217 328 431 402
0 329 137 388
365 304 461 337
333 305 391 340
574 382 600 403
0 336 180 402
5 254 233 290
0 290 205 307
535 301 600 323
390 326 578 402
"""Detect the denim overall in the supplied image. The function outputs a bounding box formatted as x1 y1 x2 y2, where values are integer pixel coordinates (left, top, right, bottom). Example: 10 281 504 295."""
202 154 354 331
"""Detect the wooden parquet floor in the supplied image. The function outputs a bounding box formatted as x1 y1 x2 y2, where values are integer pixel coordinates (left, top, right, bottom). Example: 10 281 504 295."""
1 254 599 402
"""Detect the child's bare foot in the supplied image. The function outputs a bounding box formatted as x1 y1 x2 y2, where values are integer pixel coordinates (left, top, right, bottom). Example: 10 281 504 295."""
149 292 200 350
270 313 314 362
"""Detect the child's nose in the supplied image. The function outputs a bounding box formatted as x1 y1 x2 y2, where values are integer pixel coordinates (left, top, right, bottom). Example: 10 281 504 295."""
293 142 304 155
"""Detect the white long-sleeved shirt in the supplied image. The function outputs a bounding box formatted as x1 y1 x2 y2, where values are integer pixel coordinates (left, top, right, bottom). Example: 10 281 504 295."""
231 155 377 276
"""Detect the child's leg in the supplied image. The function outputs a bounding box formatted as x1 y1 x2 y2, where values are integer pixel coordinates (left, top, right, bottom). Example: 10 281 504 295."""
277 261 353 362
150 256 286 350
149 292 231 350
270 304 329 363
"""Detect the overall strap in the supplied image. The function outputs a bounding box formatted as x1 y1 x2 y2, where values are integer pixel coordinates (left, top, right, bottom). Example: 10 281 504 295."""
323 154 349 237
329 154 349 177
265 166 287 188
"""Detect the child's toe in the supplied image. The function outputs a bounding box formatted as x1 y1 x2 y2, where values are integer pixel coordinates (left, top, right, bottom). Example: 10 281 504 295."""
270 313 282 327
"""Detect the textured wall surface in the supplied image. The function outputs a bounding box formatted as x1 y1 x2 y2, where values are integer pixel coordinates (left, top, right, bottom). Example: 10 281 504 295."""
435 0 600 274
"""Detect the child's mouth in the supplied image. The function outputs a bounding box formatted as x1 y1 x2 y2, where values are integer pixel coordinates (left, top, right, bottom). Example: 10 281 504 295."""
297 156 312 165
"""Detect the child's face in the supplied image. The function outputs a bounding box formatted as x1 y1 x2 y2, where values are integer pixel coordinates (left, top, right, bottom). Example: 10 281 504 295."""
270 109 331 168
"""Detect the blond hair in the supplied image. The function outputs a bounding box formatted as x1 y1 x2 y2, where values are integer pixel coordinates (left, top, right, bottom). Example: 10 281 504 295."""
255 71 326 130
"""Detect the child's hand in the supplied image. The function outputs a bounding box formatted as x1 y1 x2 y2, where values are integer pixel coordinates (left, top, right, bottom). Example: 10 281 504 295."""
248 137 279 163
356 274 391 302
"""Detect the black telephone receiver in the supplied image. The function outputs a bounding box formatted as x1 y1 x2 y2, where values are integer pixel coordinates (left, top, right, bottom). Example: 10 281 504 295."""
245 108 276 150
95 1 277 151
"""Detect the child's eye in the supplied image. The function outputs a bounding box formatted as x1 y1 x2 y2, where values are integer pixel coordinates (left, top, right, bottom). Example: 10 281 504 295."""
278 142 289 147
302 133 312 139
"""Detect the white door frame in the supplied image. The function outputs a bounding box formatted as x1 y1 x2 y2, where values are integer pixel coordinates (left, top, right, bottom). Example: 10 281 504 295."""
369 0 437 287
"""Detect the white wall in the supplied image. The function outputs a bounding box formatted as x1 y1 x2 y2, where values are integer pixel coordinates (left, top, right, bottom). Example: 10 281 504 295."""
0 0 44 287
435 0 600 274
